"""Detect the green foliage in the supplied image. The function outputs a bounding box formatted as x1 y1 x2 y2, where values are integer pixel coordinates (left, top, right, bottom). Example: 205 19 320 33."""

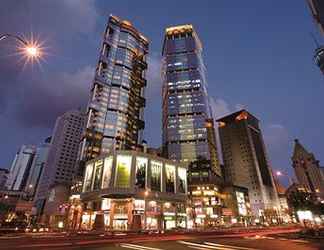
0 202 13 214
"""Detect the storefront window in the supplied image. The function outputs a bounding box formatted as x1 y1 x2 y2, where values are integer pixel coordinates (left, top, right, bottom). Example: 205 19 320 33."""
81 214 91 230
115 155 132 188
165 164 176 193
150 161 162 192
178 167 187 193
104 213 110 228
135 157 147 189
93 160 103 190
147 200 160 213
83 163 94 192
101 198 111 210
134 199 145 211
177 216 186 228
102 156 113 188
146 217 158 230
165 220 176 230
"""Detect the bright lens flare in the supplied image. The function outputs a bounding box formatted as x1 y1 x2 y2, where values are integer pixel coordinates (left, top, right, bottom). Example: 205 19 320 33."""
17 36 46 69
25 46 38 57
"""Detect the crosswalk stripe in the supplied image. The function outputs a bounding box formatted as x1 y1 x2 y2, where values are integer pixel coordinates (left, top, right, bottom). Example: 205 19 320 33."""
120 243 163 250
177 241 233 250
204 242 259 250
120 244 144 250
188 246 213 250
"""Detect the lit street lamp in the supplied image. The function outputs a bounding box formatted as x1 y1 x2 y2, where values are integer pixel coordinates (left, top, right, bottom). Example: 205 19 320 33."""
0 33 42 60
275 170 293 185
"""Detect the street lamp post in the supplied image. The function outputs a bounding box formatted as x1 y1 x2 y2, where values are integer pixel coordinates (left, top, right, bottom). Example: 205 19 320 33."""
275 170 294 186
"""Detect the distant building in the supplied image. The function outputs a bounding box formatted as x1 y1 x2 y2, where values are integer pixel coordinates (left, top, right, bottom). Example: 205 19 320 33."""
321 166 324 181
24 137 51 199
6 145 36 191
75 150 188 231
0 168 9 190
307 0 324 34
217 110 279 217
34 110 85 221
291 139 324 199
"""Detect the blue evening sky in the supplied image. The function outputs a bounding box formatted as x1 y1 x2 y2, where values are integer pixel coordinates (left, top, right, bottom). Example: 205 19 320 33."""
0 0 323 185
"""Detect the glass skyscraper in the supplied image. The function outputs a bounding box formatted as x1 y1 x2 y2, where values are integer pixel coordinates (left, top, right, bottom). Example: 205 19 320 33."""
79 15 149 163
161 25 221 177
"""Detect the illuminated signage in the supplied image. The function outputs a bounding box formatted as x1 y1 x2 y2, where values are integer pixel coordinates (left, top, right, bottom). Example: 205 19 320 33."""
115 155 132 188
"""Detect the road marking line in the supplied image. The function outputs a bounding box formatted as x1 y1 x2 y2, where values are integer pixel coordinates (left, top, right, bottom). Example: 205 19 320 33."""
16 242 73 248
120 243 163 250
120 245 144 250
177 241 233 250
292 239 309 243
204 242 260 250
188 246 213 250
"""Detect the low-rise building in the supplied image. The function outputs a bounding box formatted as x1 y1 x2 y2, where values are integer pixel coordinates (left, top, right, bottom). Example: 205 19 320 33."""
187 160 224 228
76 150 188 231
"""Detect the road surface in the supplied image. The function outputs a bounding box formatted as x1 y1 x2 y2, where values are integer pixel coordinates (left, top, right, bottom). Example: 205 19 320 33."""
0 228 322 250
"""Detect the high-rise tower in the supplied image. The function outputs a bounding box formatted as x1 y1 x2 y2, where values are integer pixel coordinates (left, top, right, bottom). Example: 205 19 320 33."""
34 110 84 222
6 145 36 191
161 24 221 177
217 110 279 216
307 0 324 35
307 1 324 74
78 15 149 166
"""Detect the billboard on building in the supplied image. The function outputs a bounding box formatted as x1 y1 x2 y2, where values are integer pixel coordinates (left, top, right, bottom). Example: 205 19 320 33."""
115 155 132 188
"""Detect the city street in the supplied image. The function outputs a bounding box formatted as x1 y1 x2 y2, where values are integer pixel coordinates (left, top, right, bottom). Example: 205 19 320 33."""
0 228 322 250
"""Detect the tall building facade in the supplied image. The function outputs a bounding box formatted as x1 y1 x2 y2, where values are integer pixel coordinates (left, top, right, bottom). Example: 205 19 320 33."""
24 137 51 199
217 110 279 216
161 24 221 177
6 145 36 191
34 110 84 220
291 139 324 199
307 0 324 34
306 1 324 74
78 15 149 166
161 25 223 227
